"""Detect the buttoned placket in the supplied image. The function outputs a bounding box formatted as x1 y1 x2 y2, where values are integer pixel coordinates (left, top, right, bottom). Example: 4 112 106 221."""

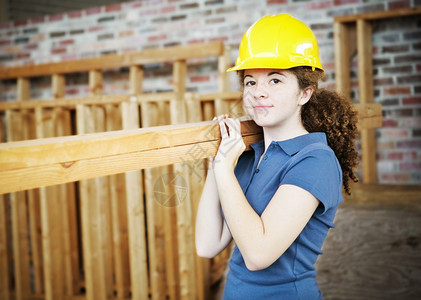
244 142 277 195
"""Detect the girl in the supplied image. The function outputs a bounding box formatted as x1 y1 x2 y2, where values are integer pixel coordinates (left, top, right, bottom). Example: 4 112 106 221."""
195 14 359 299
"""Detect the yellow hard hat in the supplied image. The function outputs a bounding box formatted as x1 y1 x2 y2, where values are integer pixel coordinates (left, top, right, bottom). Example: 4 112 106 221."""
227 14 323 72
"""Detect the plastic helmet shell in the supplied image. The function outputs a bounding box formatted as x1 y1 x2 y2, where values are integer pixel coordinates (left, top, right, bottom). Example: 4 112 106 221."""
227 14 323 72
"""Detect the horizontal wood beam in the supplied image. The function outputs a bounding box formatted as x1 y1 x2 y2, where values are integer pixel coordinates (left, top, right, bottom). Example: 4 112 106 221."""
334 6 421 23
0 92 382 130
0 91 242 111
0 119 262 194
0 42 224 79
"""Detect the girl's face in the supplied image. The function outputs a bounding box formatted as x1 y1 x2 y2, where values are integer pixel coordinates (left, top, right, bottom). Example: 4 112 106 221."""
242 68 311 130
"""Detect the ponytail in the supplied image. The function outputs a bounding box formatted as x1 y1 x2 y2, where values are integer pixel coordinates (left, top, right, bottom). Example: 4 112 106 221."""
290 67 360 195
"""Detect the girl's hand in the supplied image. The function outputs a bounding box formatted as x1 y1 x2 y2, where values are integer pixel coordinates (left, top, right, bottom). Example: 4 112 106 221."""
214 115 246 171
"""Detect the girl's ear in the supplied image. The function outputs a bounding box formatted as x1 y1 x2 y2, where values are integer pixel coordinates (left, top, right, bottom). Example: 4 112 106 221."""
298 86 314 106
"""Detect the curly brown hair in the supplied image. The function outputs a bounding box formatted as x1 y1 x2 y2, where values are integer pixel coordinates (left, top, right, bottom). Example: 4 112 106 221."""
289 67 359 195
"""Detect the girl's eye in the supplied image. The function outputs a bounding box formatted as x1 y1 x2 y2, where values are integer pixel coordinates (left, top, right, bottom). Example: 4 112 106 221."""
244 80 256 87
270 78 281 84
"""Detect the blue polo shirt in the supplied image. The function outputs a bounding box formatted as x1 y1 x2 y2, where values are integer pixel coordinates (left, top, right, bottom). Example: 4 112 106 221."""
223 132 343 300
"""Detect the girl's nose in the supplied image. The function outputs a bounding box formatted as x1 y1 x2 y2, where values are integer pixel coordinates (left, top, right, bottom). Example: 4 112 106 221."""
254 82 268 100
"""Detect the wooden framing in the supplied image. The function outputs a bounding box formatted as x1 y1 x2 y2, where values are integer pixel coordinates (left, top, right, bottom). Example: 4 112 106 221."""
334 6 421 183
0 41 235 300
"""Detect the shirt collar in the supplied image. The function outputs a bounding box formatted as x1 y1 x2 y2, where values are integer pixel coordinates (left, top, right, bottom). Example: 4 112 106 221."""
276 132 327 156
250 132 328 157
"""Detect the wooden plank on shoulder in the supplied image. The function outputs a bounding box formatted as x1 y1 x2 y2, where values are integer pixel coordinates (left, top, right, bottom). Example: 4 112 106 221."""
0 117 262 194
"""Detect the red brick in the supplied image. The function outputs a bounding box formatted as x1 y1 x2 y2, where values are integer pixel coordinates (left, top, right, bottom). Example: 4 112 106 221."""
16 53 30 59
381 173 411 182
148 34 167 42
382 119 398 127
89 26 105 32
60 39 74 45
125 1 143 8
190 75 210 83
25 44 38 50
30 17 45 24
48 14 64 22
66 88 80 95
205 17 225 24
0 40 11 46
51 48 66 54
397 140 421 149
161 6 177 13
387 152 403 160
388 0 411 10
403 96 421 105
106 4 121 12
13 20 28 27
401 117 421 127
140 9 159 16
374 77 394 86
68 11 82 18
400 161 421 172
384 86 411 95
0 22 11 29
210 36 228 42
86 7 101 15
267 0 287 5
180 3 199 9
381 128 410 138
188 39 205 44
334 0 360 5
308 1 332 9
61 54 78 61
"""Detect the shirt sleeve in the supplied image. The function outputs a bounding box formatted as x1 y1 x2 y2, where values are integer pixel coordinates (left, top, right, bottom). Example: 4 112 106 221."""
280 147 343 214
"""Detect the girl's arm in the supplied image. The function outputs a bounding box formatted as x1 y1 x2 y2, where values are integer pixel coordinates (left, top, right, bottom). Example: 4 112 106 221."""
195 159 232 258
213 118 319 271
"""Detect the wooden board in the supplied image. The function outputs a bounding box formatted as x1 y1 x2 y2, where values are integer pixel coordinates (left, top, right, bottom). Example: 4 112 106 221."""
334 6 421 22
0 119 263 194
0 42 224 79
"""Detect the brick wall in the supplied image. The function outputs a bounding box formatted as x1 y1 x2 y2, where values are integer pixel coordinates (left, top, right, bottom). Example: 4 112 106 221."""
0 0 420 184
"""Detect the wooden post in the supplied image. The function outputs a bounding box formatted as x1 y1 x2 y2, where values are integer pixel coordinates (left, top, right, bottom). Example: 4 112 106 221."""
122 100 149 300
78 70 113 300
334 22 353 98
172 60 197 300
36 106 64 300
142 100 172 300
357 19 378 183
106 103 131 299
8 78 31 300
214 45 231 116
0 111 10 300
125 65 149 300
17 78 30 101
185 92 210 300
